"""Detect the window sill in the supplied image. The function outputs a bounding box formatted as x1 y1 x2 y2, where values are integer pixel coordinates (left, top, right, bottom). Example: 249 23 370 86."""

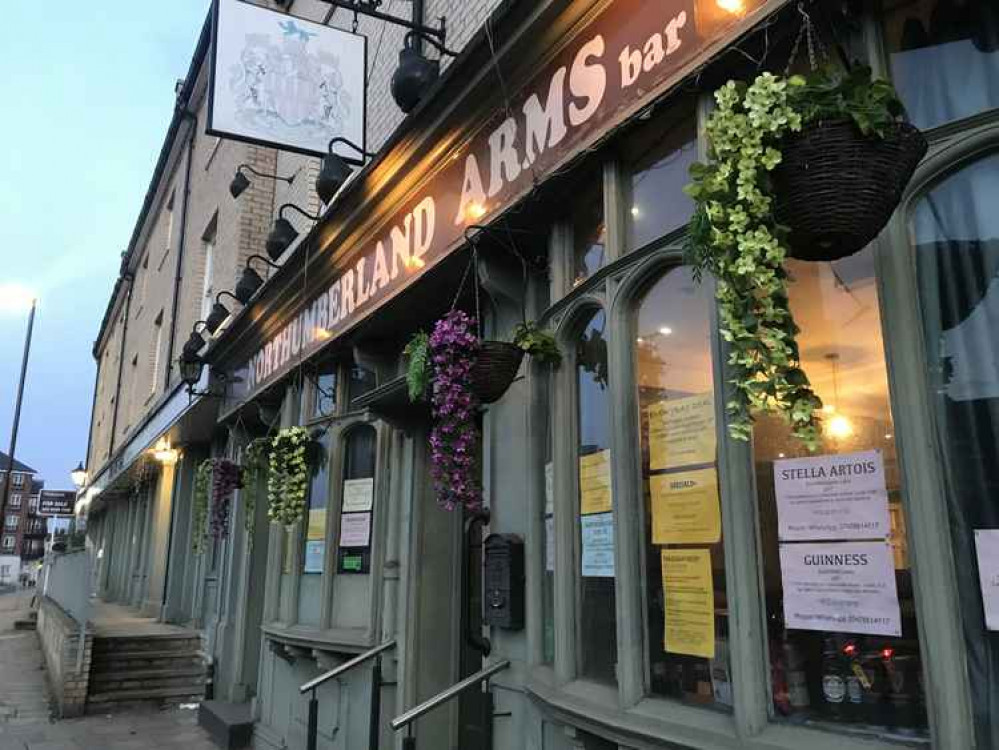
261 622 375 653
526 670 924 750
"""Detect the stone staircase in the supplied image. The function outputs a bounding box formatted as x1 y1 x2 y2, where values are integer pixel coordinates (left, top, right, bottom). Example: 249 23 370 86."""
87 633 206 712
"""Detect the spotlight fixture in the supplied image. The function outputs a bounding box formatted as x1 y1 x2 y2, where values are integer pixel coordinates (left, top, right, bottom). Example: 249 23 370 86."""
229 164 296 199
316 137 373 204
391 31 458 114
266 204 321 261
234 255 281 304
204 291 242 334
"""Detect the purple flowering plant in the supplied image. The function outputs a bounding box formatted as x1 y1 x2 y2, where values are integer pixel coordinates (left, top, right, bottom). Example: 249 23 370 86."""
429 310 482 511
210 459 244 539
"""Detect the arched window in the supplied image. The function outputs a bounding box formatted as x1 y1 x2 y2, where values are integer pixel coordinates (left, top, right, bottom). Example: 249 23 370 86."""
912 153 999 747
575 308 615 683
633 266 729 705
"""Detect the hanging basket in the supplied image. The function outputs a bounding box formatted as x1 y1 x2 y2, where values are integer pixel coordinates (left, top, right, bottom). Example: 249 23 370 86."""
471 341 524 404
773 119 928 262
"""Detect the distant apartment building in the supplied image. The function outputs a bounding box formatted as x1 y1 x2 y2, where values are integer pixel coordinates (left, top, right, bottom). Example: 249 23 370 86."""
0 452 46 563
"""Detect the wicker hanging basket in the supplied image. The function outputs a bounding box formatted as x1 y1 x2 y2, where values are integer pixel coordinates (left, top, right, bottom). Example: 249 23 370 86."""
471 341 524 404
773 119 928 262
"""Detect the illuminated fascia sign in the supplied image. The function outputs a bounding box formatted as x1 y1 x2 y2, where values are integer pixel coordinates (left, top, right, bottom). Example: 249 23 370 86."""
239 0 764 397
208 0 367 159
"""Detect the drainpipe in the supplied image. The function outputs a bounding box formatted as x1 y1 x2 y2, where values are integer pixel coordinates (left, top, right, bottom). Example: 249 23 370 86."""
163 111 198 388
108 272 135 457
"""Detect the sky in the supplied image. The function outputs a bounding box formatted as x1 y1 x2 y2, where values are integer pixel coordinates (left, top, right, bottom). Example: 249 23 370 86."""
0 1 210 488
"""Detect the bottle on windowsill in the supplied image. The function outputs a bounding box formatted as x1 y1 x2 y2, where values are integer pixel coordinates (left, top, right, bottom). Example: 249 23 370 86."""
821 635 847 720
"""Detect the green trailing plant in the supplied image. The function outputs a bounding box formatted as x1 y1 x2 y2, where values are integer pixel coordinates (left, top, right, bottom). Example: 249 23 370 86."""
242 437 271 551
684 67 906 449
512 322 562 367
404 330 431 401
192 459 213 554
266 427 324 529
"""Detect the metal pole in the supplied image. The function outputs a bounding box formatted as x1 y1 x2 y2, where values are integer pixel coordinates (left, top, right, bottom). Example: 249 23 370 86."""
0 298 36 523
307 688 319 750
368 658 382 750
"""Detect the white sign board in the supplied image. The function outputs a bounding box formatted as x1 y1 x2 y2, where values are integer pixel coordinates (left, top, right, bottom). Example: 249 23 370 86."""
210 0 366 158
780 541 901 637
774 450 890 541
339 512 371 548
341 478 374 513
975 530 999 631
581 512 614 578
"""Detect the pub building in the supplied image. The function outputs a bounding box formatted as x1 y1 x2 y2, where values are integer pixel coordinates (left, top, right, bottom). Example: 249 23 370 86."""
185 0 998 749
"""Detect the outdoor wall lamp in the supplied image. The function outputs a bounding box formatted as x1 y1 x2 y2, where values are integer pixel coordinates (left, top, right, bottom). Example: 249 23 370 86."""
234 254 282 304
266 204 321 261
179 350 205 390
152 439 179 466
391 31 459 114
70 463 87 489
229 164 297 199
182 321 210 358
316 137 373 204
205 291 242 334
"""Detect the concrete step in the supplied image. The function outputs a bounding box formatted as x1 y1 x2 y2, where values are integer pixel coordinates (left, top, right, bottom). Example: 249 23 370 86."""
90 665 207 685
92 636 201 653
88 674 206 694
91 648 203 662
86 684 206 705
199 700 254 750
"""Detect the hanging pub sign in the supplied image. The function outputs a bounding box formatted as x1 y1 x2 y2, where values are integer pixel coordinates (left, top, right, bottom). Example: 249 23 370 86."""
229 0 769 403
208 0 367 159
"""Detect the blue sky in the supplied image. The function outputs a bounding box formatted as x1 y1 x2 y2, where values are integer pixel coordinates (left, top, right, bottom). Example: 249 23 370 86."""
0 2 209 487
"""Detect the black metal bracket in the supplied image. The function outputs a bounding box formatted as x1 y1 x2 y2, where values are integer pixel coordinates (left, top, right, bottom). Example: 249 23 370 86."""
318 0 448 46
237 163 296 186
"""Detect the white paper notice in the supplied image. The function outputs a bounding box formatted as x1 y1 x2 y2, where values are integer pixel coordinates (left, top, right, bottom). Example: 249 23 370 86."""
974 530 999 631
303 541 324 574
581 512 614 578
545 516 555 572
780 541 901 637
339 512 371 547
342 478 374 513
544 462 554 516
774 450 891 541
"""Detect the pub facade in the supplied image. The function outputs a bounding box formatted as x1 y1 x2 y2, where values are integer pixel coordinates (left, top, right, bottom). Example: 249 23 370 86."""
81 0 999 749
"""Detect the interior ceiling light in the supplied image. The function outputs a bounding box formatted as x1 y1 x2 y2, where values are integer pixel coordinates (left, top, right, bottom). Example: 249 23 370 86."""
229 164 296 199
266 203 321 261
391 31 458 114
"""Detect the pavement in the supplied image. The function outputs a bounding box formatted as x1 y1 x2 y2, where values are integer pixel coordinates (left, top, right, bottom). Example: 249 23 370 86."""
0 590 219 750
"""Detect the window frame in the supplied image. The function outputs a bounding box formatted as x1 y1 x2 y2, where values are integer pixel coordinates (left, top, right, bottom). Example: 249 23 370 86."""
526 52 973 747
264 363 387 648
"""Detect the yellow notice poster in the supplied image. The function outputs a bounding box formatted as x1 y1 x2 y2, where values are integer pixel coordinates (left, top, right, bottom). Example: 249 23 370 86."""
651 468 721 545
662 548 715 659
307 509 326 541
648 393 716 471
579 450 612 515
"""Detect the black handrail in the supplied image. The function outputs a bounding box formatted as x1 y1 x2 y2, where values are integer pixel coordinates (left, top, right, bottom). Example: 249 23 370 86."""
390 659 510 732
300 639 396 750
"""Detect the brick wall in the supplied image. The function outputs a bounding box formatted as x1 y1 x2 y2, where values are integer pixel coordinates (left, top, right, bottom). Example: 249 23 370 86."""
86 0 505 479
37 596 94 718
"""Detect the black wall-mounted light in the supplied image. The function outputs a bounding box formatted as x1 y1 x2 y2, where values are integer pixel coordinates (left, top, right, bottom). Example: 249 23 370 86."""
234 254 282 304
391 31 458 114
266 204 321 261
179 351 204 391
181 320 210 359
205 291 242 334
317 137 373 204
230 164 296 199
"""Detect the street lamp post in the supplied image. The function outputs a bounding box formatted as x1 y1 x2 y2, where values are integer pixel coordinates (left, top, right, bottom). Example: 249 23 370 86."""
0 297 37 523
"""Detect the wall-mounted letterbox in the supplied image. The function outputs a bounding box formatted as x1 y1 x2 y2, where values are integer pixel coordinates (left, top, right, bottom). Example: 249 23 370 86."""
483 534 524 630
